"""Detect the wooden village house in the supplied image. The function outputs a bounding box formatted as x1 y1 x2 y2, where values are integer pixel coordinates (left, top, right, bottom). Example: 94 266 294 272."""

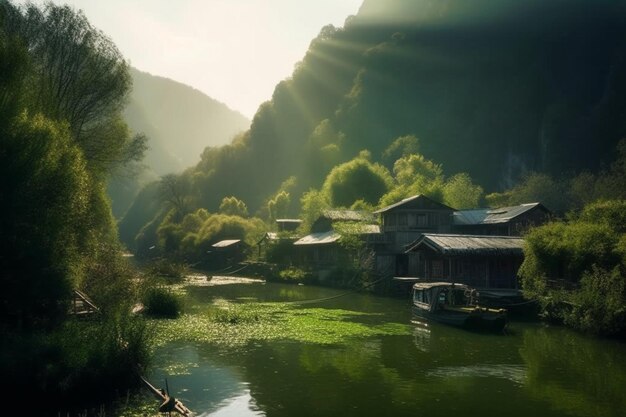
403 234 525 289
293 210 380 280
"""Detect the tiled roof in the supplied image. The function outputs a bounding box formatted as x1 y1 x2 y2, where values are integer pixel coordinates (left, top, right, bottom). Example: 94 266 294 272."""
293 231 341 246
407 234 525 255
453 203 545 225
212 239 241 248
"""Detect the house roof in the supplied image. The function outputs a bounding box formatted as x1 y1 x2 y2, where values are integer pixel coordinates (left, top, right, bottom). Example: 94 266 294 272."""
406 234 525 256
321 210 376 222
212 239 241 248
276 219 302 224
293 230 341 246
374 194 455 214
453 203 547 225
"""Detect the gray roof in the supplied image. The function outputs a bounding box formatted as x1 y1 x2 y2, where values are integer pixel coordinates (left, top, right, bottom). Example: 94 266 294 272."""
412 282 470 290
321 210 376 222
454 202 545 225
374 194 455 214
293 231 341 246
407 234 525 256
276 219 302 223
212 239 241 248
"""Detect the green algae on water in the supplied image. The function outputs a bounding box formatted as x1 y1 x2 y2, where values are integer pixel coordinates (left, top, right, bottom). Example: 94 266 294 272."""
150 301 411 348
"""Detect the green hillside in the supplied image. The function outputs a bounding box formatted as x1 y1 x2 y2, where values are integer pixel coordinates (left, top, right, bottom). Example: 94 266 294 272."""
120 0 626 249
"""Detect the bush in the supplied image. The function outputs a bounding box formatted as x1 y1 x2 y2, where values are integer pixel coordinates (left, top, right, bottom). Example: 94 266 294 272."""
278 267 309 283
143 287 181 318
563 266 626 337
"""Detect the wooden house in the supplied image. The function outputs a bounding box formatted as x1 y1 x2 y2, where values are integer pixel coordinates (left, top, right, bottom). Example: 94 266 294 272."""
372 195 455 275
453 202 551 236
403 234 525 289
210 239 246 268
293 210 380 278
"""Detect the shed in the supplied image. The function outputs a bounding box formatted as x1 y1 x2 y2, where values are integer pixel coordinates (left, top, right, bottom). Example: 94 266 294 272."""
403 234 525 289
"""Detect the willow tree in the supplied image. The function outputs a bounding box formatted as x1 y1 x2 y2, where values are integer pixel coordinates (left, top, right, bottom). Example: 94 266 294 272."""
1 1 146 174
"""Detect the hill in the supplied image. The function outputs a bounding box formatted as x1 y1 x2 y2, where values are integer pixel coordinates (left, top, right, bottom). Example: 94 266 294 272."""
125 68 250 175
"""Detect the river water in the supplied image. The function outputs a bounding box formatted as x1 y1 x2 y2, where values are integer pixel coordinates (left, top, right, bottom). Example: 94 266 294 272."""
133 278 626 417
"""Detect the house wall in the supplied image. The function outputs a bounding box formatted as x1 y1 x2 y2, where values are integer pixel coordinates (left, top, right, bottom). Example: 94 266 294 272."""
405 250 522 289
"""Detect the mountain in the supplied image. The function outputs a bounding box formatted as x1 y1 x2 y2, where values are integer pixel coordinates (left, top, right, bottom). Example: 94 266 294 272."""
109 69 250 218
121 0 626 250
125 68 250 175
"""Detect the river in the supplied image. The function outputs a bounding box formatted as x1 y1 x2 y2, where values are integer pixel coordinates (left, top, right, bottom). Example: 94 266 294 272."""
126 277 626 417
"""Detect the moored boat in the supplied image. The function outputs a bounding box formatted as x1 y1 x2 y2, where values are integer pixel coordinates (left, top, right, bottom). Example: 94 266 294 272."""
412 282 507 332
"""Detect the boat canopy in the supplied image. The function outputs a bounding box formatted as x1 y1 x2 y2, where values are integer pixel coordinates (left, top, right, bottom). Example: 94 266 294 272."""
412 282 470 290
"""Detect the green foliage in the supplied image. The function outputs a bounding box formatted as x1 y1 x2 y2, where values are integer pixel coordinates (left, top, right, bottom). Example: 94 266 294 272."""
278 267 309 283
563 266 626 337
519 199 626 336
3 2 145 174
219 195 249 217
382 135 420 165
0 112 89 329
578 200 626 233
268 190 291 220
443 173 484 209
143 287 182 318
299 188 331 233
520 220 619 296
322 156 393 208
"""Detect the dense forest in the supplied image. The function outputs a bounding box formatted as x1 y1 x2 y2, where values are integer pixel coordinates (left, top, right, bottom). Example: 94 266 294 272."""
108 68 250 218
0 2 152 413
2 0 626 413
121 0 626 253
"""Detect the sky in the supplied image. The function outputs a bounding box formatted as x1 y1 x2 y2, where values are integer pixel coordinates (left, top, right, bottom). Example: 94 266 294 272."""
17 0 363 118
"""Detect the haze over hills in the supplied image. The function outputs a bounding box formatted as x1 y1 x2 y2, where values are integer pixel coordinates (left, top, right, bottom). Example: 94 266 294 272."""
120 0 626 250
109 69 250 218
125 67 250 175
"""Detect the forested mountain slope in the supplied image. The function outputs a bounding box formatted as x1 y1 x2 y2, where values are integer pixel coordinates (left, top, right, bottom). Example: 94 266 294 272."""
125 68 250 175
187 0 626 212
121 0 626 249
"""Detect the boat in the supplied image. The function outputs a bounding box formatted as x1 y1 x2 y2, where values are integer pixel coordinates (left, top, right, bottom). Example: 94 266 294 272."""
411 282 508 332
141 376 193 416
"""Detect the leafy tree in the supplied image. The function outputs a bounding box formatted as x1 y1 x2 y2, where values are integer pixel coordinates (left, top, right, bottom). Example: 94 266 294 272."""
0 112 89 329
299 188 331 233
322 155 393 208
382 134 420 165
268 191 291 220
2 2 146 174
159 173 192 221
219 196 249 217
443 173 484 209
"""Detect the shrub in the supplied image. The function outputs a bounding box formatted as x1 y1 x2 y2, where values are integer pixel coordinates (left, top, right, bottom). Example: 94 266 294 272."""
278 267 309 283
143 287 181 318
563 266 626 337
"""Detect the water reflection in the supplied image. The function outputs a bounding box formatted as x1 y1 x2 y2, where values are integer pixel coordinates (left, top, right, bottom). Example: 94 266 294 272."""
139 282 626 417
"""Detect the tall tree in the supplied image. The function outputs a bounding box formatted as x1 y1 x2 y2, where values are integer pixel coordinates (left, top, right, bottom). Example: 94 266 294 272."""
1 1 145 174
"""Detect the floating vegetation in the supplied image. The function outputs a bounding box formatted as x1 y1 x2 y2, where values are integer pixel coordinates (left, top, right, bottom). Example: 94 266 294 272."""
149 300 411 348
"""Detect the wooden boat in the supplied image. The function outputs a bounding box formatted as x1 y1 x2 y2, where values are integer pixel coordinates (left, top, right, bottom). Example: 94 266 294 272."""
141 376 193 416
411 282 508 332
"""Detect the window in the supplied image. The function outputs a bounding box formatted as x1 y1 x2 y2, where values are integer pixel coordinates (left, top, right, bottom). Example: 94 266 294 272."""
431 260 443 278
387 213 396 226
398 213 408 226
417 213 428 227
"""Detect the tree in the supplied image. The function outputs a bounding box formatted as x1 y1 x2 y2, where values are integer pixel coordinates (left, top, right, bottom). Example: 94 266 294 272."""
443 173 484 209
219 196 249 217
322 156 393 208
268 191 291 220
2 2 146 174
0 112 89 329
159 174 192 221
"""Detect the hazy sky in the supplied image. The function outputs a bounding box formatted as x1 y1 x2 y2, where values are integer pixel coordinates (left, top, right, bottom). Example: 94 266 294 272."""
17 0 363 118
